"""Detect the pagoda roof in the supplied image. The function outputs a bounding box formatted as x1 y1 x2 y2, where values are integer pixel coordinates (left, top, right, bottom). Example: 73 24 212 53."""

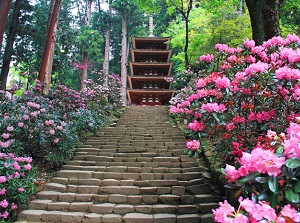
131 36 172 49
129 62 173 76
128 76 172 89
130 49 172 63
127 89 174 105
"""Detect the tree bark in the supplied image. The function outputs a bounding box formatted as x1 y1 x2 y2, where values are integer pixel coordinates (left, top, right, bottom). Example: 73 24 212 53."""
245 0 281 45
103 1 111 87
245 0 265 45
120 9 128 106
38 0 61 89
0 0 22 91
262 0 281 40
43 0 59 95
0 0 12 53
80 0 92 92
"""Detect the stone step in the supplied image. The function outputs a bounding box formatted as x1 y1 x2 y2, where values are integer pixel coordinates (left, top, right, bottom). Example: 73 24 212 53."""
42 182 211 195
27 199 216 215
65 161 198 168
62 165 202 173
18 210 213 223
36 192 215 205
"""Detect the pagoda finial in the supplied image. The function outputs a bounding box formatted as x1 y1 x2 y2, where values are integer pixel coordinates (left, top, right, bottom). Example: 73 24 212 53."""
149 12 155 37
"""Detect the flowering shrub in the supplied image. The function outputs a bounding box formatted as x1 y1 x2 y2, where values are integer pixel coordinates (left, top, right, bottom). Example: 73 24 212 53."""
169 34 300 222
0 75 122 166
170 34 300 162
0 153 36 222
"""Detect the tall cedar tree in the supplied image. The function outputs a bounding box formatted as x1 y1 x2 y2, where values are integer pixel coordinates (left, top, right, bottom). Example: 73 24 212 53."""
38 0 61 91
0 0 22 91
0 0 12 53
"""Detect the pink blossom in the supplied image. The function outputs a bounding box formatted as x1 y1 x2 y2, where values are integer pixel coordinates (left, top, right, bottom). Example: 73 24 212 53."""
57 126 63 131
6 126 13 132
0 176 6 184
196 78 207 88
40 108 46 112
245 61 269 75
0 188 6 195
13 162 20 171
45 120 54 126
23 114 29 120
18 187 24 192
199 54 214 63
224 164 241 182
18 122 24 128
11 203 18 211
275 66 300 80
53 138 60 144
61 121 67 127
188 120 205 132
49 129 55 135
1 211 8 219
212 200 235 222
186 140 200 151
2 133 9 139
24 163 32 171
215 77 231 89
243 39 255 49
0 200 8 208
201 103 226 113
280 204 300 222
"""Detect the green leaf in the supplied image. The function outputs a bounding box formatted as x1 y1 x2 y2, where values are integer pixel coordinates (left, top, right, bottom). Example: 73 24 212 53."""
294 181 300 193
237 172 260 184
285 188 299 203
257 189 269 201
276 145 284 153
269 191 278 208
268 176 278 193
255 177 268 183
286 158 300 168
212 113 220 122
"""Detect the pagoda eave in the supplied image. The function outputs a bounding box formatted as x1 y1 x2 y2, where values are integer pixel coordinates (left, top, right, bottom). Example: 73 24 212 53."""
127 89 174 105
129 62 173 76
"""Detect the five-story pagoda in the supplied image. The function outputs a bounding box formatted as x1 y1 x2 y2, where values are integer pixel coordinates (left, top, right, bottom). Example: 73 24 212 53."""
126 14 174 106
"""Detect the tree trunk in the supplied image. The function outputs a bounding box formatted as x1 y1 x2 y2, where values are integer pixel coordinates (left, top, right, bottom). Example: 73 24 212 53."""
80 0 92 92
262 0 281 40
0 0 22 91
120 9 128 106
43 0 59 95
184 15 189 68
245 0 265 45
0 0 12 53
103 1 111 87
38 0 61 90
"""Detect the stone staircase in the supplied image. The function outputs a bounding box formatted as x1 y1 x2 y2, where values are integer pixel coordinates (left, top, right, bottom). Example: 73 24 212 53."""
17 106 217 223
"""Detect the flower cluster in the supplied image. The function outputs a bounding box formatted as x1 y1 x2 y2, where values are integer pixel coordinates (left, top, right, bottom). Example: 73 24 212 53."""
0 153 36 221
213 197 300 223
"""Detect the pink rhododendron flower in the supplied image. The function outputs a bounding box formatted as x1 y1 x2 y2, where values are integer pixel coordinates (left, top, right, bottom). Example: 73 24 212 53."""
245 61 269 75
186 140 200 151
0 200 8 208
0 176 6 184
280 204 300 222
243 39 255 49
23 114 29 120
188 120 205 132
212 200 235 222
275 66 300 80
49 129 55 135
1 211 8 219
18 122 24 128
224 164 241 182
57 126 63 131
40 108 46 112
24 163 32 171
54 138 60 144
0 188 6 195
61 121 67 127
215 77 231 89
6 126 13 132
11 203 18 211
18 187 24 192
13 162 20 171
199 54 214 62
1 133 9 139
